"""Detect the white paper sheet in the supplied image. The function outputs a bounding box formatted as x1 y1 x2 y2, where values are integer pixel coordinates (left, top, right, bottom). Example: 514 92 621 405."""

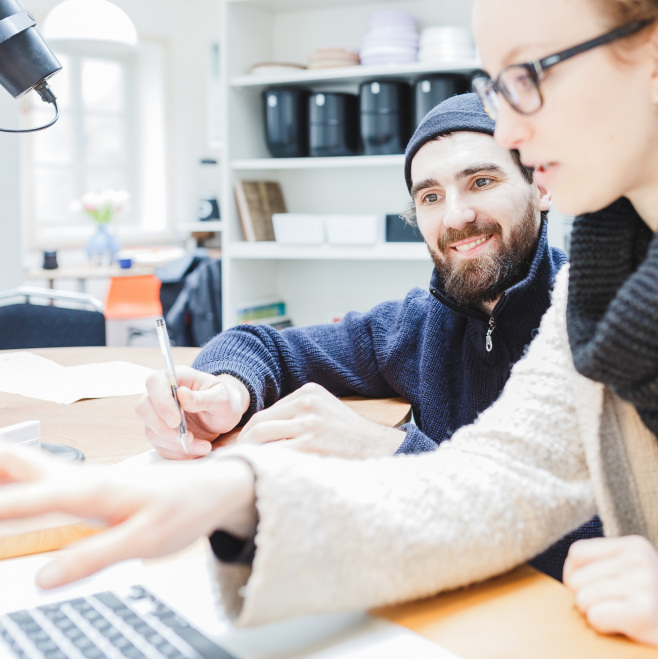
0 351 155 404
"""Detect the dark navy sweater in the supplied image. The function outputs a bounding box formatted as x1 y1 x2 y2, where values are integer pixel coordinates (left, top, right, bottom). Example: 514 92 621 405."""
196 221 603 580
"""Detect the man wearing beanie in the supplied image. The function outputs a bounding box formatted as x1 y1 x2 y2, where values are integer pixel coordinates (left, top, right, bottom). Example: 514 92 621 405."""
138 93 601 580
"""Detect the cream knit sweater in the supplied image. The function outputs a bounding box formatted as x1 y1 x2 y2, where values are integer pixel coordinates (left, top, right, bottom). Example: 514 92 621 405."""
211 267 658 627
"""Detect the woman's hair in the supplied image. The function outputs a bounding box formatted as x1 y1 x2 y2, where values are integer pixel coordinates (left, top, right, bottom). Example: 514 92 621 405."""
599 0 658 25
595 0 658 61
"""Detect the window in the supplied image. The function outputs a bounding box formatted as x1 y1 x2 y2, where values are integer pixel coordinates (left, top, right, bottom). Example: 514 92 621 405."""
23 40 170 249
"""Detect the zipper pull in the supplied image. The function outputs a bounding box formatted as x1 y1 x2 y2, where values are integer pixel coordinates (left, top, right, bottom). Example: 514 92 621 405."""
485 317 495 352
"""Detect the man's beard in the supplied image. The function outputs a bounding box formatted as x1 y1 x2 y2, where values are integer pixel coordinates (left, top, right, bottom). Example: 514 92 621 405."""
429 198 540 308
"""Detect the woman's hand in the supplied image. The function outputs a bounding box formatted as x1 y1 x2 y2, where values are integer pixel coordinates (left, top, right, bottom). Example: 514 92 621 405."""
136 368 250 459
563 535 658 646
0 447 256 589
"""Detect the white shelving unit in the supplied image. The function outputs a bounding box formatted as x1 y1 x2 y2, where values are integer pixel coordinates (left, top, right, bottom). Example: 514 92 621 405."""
219 0 476 328
179 221 225 232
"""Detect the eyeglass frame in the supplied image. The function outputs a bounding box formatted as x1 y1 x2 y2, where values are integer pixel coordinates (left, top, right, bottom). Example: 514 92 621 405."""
471 19 652 118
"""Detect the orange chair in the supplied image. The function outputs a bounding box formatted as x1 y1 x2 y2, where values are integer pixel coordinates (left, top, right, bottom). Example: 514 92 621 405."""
104 275 162 319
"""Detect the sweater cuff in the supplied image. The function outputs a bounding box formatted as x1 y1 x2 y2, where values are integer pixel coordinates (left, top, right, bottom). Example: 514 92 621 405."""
209 530 256 565
395 424 438 454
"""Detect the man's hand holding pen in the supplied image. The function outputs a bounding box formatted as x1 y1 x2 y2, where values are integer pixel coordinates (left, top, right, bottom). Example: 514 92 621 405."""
136 367 250 460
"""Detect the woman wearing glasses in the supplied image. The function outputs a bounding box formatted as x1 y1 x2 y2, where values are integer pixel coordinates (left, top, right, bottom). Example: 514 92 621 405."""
469 0 658 646
1 0 658 647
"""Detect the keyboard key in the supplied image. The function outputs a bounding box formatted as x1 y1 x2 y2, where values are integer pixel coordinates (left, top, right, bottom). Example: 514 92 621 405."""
7 612 33 625
62 625 84 640
80 649 104 659
35 639 58 652
89 617 111 631
92 591 124 610
109 634 131 649
177 627 237 659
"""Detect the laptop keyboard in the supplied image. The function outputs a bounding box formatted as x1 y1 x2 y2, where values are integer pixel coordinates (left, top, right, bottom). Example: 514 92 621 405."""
0 584 235 658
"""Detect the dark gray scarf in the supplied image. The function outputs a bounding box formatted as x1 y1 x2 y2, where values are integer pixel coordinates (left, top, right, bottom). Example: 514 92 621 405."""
567 197 658 436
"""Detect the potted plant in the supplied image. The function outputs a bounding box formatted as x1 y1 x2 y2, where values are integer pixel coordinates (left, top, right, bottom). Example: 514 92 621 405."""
71 189 130 265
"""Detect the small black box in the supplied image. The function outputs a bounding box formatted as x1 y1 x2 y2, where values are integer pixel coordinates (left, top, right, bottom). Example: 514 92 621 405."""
385 214 424 242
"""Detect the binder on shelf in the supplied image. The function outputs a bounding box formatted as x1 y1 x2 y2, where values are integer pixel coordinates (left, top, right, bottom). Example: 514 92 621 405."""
233 180 286 241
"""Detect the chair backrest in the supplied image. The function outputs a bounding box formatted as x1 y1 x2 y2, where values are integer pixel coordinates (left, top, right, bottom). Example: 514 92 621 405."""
104 275 163 320
0 303 106 349
0 286 103 312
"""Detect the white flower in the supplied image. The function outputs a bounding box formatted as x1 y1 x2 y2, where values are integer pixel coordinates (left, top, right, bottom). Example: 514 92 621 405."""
72 188 131 224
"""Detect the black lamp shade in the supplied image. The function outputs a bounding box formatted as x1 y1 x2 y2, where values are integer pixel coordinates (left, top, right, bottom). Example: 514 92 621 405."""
0 0 61 98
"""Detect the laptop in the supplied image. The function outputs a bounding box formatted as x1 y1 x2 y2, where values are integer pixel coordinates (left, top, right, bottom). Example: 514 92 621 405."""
0 547 462 659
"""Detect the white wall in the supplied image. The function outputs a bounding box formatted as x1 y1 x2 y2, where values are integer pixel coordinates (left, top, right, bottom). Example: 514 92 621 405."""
0 0 219 290
0 99 22 289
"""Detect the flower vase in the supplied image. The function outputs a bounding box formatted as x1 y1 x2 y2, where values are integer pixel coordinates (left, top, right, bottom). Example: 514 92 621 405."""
86 224 121 266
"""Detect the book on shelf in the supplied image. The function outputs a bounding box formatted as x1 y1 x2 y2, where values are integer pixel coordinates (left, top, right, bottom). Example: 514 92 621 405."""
236 298 286 323
233 180 286 241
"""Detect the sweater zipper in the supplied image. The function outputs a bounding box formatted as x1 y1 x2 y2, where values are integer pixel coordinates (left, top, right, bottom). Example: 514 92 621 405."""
485 316 495 353
429 287 504 353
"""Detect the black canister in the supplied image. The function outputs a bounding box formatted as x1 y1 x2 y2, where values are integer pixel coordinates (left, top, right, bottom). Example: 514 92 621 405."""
309 92 359 157
359 80 411 156
42 249 58 269
414 74 470 127
385 214 424 243
263 86 311 158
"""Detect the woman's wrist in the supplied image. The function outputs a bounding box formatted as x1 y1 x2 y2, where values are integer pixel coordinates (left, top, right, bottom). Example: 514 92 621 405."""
204 457 257 540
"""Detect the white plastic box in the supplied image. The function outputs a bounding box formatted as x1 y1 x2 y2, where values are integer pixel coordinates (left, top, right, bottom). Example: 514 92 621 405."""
0 420 41 449
272 213 325 244
324 214 385 245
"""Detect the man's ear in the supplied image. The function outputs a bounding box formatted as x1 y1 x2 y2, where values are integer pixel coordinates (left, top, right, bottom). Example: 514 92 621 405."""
535 183 552 212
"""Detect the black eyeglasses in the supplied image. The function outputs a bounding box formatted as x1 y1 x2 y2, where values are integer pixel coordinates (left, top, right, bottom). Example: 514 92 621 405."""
472 19 652 120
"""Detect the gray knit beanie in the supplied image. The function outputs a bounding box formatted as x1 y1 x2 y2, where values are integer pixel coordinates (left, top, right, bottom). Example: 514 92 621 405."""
404 92 495 192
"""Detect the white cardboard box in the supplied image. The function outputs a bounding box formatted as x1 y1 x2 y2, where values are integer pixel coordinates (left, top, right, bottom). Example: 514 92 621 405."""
324 214 385 245
272 213 325 244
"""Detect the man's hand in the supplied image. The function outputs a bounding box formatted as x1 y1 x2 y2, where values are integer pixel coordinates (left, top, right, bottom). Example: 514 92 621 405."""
0 447 256 589
136 368 250 460
563 535 658 646
237 383 406 458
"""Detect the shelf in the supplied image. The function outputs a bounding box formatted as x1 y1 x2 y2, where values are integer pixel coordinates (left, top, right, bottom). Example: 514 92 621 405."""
231 154 404 170
178 221 224 232
230 59 481 88
228 242 428 260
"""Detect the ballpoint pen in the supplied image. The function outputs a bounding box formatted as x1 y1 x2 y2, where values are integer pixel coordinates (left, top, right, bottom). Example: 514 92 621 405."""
155 317 189 453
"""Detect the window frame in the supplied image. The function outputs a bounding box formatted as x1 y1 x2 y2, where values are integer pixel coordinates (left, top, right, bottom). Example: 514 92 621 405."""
22 39 172 250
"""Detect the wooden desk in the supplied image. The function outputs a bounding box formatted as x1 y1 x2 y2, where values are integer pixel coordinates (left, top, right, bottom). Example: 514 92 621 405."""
375 565 658 658
0 348 652 656
0 347 411 557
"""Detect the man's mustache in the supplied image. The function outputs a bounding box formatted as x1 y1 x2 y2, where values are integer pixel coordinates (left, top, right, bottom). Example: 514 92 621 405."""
437 220 503 254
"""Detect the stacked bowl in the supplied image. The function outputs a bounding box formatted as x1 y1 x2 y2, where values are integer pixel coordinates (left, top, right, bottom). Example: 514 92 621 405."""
360 10 419 66
418 26 476 63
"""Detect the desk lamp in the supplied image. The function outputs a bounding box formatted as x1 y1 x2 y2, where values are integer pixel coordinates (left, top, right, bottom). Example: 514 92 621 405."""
0 0 61 133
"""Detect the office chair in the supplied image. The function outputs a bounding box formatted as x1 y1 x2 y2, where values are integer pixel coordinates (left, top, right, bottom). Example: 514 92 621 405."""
0 286 106 349
104 275 163 346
